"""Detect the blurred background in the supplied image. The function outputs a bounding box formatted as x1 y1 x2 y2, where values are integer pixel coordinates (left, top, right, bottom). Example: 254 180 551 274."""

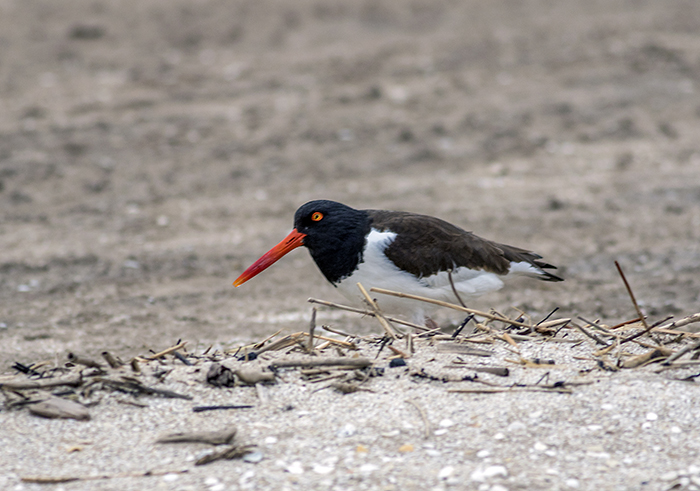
1 0 700 365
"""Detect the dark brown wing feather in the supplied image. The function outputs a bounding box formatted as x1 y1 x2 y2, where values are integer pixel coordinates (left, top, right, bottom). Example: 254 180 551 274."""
367 210 563 281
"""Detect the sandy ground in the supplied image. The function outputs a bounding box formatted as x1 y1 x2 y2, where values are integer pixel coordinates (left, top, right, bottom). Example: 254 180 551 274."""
2 0 700 490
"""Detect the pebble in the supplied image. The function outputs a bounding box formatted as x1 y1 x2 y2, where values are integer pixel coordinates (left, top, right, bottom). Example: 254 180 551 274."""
439 419 455 428
471 465 507 481
483 466 507 478
438 466 454 479
264 436 278 445
243 451 264 463
565 478 580 488
646 412 658 421
312 464 334 474
533 442 547 452
506 421 526 432
337 423 356 438
162 473 179 482
660 471 679 482
359 463 378 473
239 470 255 486
493 432 505 440
476 449 491 459
490 485 509 491
286 461 304 475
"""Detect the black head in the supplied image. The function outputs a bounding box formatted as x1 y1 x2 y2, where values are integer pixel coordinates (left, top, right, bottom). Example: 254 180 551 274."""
293 200 371 284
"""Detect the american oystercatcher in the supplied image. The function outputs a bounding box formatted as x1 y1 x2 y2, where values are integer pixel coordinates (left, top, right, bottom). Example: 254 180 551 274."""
234 200 562 319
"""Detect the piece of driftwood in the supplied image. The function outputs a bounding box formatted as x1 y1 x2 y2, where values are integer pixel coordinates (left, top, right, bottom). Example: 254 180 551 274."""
448 385 572 394
101 352 123 368
92 377 192 400
621 348 672 368
269 357 372 369
28 397 90 420
234 368 276 385
22 468 189 484
157 427 237 445
0 373 82 390
67 353 103 369
445 364 510 377
192 405 254 412
329 381 375 394
195 445 257 466
436 344 493 357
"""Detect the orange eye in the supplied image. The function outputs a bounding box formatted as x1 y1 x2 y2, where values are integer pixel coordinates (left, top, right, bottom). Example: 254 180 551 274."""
311 212 324 222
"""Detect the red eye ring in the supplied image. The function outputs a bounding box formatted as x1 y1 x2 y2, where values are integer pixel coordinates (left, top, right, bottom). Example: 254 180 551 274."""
311 212 323 222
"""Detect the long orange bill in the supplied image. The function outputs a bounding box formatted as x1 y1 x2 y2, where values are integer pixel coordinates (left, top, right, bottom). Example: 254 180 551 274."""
233 228 307 287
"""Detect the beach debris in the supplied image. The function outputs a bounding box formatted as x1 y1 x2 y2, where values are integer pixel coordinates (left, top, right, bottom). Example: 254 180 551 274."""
28 397 90 420
157 427 237 445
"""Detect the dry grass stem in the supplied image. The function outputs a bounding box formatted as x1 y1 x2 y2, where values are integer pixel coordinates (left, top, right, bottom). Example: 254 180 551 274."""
308 298 426 331
572 322 611 346
448 386 572 394
405 399 431 439
308 308 317 353
147 341 188 361
369 287 533 328
655 313 700 332
615 260 649 330
357 283 399 339
447 270 468 308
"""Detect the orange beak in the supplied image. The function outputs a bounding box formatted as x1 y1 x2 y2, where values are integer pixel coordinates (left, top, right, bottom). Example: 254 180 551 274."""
233 228 307 287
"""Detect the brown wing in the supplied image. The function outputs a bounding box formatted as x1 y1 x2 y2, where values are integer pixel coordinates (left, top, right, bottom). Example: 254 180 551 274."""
367 210 562 281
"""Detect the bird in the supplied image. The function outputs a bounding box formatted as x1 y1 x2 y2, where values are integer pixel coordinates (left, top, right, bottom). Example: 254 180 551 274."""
233 200 563 321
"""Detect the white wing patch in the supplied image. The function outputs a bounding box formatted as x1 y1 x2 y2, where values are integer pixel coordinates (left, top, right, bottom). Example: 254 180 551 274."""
506 260 548 278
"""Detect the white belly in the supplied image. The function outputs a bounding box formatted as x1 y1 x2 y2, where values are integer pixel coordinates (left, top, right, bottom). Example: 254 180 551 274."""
334 230 509 321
